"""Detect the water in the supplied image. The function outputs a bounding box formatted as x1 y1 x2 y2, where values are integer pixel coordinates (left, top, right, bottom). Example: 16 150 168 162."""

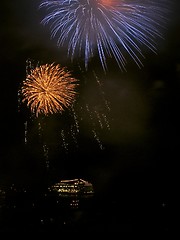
0 187 169 232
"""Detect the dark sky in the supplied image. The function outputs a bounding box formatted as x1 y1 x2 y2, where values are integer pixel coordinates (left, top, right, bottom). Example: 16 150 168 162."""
0 0 180 201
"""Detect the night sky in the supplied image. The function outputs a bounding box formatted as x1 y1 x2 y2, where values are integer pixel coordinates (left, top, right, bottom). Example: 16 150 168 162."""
0 0 179 221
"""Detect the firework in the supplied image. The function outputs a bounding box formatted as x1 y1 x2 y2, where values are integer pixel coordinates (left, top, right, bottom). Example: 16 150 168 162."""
21 63 79 117
39 0 169 71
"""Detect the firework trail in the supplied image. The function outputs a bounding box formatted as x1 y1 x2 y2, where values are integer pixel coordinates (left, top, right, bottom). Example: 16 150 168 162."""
20 60 111 154
69 68 112 150
53 68 112 152
20 62 79 117
39 0 170 71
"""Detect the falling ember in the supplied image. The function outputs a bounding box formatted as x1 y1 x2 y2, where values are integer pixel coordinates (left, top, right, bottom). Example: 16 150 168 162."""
20 63 79 117
92 129 104 150
60 129 68 152
24 121 28 144
43 144 49 169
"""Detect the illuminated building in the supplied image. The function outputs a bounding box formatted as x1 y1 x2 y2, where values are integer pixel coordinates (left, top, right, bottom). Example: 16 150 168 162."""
49 178 94 196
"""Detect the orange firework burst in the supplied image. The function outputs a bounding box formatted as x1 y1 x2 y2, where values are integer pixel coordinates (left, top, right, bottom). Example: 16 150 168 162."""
21 63 79 117
100 0 116 6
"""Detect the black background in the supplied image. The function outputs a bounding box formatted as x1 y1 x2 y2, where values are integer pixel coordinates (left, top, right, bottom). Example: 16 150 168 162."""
0 0 179 232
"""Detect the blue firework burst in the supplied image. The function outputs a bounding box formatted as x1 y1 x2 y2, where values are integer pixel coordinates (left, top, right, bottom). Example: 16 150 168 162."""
39 0 170 71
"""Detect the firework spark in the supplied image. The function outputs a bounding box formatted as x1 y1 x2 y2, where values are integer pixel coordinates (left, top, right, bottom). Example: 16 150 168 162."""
21 63 79 117
39 0 169 71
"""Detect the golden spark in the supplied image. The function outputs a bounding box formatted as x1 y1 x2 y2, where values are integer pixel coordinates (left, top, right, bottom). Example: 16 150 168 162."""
21 63 79 117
